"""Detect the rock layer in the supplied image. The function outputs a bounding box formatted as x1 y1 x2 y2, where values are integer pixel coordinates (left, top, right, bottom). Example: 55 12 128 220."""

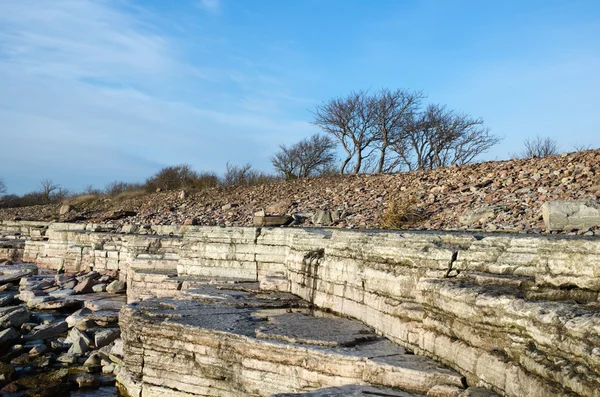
2 221 600 396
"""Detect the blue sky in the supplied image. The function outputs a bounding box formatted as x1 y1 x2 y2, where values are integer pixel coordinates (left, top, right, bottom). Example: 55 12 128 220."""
1 0 599 195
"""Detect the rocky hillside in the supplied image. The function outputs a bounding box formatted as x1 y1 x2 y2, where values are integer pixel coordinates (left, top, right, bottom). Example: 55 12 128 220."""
2 149 600 234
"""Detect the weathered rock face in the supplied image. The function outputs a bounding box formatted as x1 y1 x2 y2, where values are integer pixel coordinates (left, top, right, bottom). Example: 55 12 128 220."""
118 285 477 397
3 221 600 396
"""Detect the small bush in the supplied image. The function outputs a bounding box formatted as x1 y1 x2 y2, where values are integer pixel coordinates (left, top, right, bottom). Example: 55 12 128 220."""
104 181 144 197
380 195 422 229
222 162 280 187
144 165 220 192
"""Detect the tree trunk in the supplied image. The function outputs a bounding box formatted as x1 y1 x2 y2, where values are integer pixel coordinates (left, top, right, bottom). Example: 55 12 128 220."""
377 148 386 174
353 152 362 174
340 155 352 175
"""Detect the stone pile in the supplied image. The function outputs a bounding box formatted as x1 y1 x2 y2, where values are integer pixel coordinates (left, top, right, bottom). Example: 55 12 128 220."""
0 261 126 396
1 149 600 233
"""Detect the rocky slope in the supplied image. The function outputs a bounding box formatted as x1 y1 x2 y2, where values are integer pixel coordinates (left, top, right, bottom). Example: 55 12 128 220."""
2 149 600 234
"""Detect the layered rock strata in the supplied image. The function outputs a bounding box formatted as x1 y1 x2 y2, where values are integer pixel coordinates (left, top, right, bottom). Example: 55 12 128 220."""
2 221 600 396
118 284 487 397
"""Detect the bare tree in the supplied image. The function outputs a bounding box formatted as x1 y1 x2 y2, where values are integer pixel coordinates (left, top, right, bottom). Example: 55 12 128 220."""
573 143 592 152
520 136 560 158
271 134 337 179
371 88 424 173
312 90 376 174
39 179 61 203
0 178 6 196
393 104 501 170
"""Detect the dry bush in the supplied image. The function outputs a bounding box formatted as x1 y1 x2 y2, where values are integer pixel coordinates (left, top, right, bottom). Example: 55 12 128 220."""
105 181 144 197
222 162 280 187
380 195 422 229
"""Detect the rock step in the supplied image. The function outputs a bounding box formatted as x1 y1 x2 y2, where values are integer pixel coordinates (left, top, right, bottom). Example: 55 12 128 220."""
118 285 470 397
416 277 600 396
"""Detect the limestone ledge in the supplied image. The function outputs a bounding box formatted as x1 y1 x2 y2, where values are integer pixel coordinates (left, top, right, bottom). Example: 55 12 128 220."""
2 222 600 396
117 285 473 397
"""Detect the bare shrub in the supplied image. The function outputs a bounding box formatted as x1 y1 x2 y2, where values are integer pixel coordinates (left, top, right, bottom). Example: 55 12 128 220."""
104 181 144 197
380 195 422 229
518 136 560 158
223 162 279 187
0 178 6 195
145 165 220 192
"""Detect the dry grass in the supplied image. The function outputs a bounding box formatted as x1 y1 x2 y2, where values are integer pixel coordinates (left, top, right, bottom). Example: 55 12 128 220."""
113 190 147 202
380 195 422 229
65 194 101 206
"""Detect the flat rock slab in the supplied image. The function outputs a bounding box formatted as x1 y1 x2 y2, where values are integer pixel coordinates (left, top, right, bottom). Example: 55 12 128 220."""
83 295 126 312
118 285 466 397
255 312 378 347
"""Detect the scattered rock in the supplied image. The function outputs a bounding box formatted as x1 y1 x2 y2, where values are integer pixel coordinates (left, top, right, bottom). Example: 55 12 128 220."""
312 210 333 226
24 321 68 341
67 328 92 354
74 278 97 294
59 205 72 215
92 284 107 292
0 306 30 328
94 329 120 348
0 328 19 346
105 280 126 294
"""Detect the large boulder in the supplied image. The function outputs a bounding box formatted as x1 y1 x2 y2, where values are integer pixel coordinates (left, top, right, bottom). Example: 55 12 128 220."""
542 200 600 231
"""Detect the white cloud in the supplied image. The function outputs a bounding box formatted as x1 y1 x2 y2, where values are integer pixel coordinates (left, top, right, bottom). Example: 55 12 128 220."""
0 0 315 195
197 0 221 14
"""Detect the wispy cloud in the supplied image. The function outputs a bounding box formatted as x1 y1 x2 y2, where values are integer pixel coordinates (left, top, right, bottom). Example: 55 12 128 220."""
197 0 221 14
0 0 314 194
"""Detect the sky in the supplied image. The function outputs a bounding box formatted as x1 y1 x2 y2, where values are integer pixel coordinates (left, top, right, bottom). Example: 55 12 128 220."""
1 0 599 195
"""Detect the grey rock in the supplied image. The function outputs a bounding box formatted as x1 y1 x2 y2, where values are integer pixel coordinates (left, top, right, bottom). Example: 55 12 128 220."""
67 328 92 354
29 343 48 355
84 353 101 366
0 328 19 346
92 284 107 293
110 338 124 357
49 288 75 298
0 306 30 328
94 329 120 348
57 353 78 364
312 210 333 226
24 321 68 341
62 280 77 289
542 200 600 231
105 280 126 294
0 293 14 307
59 204 72 215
